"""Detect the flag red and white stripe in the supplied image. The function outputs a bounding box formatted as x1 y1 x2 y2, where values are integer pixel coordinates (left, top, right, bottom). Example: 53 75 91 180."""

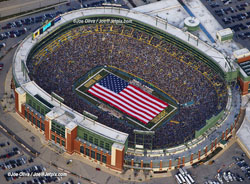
88 83 168 124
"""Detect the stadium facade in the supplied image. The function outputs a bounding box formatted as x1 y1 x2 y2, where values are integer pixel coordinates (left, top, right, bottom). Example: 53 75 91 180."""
12 7 243 172
233 48 250 95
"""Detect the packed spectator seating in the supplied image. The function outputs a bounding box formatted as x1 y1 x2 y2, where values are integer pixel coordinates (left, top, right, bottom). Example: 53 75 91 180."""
27 24 228 149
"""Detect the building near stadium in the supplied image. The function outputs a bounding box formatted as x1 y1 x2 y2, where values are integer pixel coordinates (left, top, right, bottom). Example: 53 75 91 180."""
216 28 233 42
234 48 250 95
12 7 243 173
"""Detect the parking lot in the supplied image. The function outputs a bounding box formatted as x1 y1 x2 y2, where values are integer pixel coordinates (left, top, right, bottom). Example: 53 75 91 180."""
0 0 128 58
0 128 86 184
186 142 250 184
201 0 250 49
0 1 82 57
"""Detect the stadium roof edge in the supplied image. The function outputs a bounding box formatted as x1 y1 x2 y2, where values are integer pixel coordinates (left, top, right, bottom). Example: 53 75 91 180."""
13 7 234 89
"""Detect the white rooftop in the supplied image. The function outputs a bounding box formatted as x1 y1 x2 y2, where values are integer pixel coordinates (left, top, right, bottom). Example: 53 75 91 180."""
133 1 235 73
237 95 250 154
217 28 233 36
16 87 25 95
133 0 180 14
184 17 200 27
237 116 250 152
181 0 240 62
46 107 65 120
54 113 73 126
66 121 78 130
112 142 124 151
233 48 250 59
134 0 188 30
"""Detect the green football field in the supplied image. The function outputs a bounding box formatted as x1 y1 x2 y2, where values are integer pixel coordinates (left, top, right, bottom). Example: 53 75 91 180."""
74 66 178 130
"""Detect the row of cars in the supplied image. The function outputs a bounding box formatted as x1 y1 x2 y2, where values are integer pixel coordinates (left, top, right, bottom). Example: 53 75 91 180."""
204 154 248 184
208 0 248 9
12 175 62 184
238 31 250 39
5 165 64 184
230 23 248 32
0 156 26 170
215 5 249 17
204 171 244 184
220 171 244 183
0 11 63 52
0 28 27 40
235 156 250 180
4 165 46 182
1 12 62 30
221 12 250 24
0 147 20 159
0 141 10 148
204 0 250 41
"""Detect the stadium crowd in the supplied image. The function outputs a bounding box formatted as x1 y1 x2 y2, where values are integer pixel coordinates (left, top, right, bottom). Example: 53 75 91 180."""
28 24 228 149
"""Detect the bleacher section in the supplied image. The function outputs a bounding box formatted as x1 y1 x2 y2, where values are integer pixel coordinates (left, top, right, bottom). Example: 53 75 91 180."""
25 19 228 149
239 60 250 76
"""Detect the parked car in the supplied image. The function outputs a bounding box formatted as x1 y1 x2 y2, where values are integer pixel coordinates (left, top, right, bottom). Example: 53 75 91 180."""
6 22 16 28
223 172 230 183
15 21 23 27
0 43 6 49
10 33 17 38
18 27 27 35
0 63 4 71
2 25 11 29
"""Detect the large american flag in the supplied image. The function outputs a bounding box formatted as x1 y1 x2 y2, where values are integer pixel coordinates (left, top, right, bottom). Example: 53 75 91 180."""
88 74 168 124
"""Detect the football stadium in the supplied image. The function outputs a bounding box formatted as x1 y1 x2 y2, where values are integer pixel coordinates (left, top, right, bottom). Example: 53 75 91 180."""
12 7 242 172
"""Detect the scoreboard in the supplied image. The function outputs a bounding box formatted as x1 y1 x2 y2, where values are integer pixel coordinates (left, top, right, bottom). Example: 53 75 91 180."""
32 16 61 40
